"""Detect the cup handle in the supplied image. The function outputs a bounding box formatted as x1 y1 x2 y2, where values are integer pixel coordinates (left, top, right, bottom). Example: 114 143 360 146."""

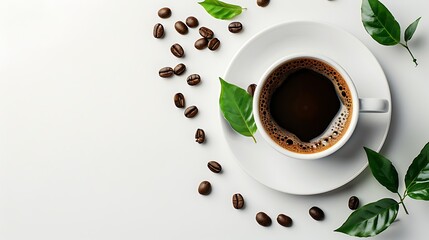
359 98 389 113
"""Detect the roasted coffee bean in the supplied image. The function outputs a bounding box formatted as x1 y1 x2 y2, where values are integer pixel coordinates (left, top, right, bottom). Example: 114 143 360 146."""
207 161 222 173
247 84 257 96
186 16 199 28
174 21 188 35
174 93 185 108
199 27 214 39
158 7 171 18
187 74 201 86
194 38 208 50
309 206 325 221
153 23 165 38
257 0 270 7
171 43 184 58
208 38 220 51
173 63 186 76
232 193 244 209
195 128 205 143
256 212 272 227
184 106 198 118
159 67 174 78
348 196 360 210
198 181 211 195
277 214 293 227
228 22 243 33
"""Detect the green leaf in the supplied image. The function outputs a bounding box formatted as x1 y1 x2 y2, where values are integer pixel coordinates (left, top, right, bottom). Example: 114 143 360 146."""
219 78 257 142
364 147 399 193
335 198 399 237
198 0 243 20
404 17 421 42
361 0 401 45
405 142 429 200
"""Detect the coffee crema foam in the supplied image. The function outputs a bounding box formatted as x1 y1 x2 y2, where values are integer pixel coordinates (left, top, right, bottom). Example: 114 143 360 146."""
259 58 353 154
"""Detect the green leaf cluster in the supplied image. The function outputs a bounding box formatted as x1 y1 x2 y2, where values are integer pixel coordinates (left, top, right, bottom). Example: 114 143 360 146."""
336 143 429 237
198 0 244 20
361 0 421 66
219 78 257 142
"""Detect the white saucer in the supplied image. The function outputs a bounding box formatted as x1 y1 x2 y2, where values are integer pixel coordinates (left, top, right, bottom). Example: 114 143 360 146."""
221 21 392 195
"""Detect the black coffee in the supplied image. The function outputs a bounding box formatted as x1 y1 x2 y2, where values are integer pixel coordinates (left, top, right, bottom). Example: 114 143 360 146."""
259 58 353 154
270 68 340 142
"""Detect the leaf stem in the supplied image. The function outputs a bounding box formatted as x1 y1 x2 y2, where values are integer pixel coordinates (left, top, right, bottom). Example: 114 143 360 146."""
400 42 418 66
403 189 408 199
397 192 409 215
251 134 257 143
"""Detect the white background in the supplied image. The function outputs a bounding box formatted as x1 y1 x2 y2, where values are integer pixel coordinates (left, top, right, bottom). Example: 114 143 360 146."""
0 0 428 239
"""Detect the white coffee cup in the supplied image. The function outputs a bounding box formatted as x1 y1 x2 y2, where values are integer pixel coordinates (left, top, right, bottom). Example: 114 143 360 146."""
253 54 388 160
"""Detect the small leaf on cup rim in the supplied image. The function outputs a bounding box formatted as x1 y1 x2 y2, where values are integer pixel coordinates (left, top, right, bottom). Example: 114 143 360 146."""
219 78 257 142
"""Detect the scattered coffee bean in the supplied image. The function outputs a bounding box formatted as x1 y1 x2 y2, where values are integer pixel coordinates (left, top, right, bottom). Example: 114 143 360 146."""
199 27 214 39
256 212 272 227
194 38 208 50
184 106 198 118
277 214 293 227
173 63 186 76
207 161 222 173
247 84 257 96
174 21 188 35
195 128 205 144
228 22 243 33
158 7 171 18
153 23 165 38
232 193 244 209
208 38 220 51
309 206 325 221
257 0 270 7
348 196 360 210
186 16 199 28
159 67 174 78
187 74 201 86
171 43 184 58
198 181 211 195
174 93 185 108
